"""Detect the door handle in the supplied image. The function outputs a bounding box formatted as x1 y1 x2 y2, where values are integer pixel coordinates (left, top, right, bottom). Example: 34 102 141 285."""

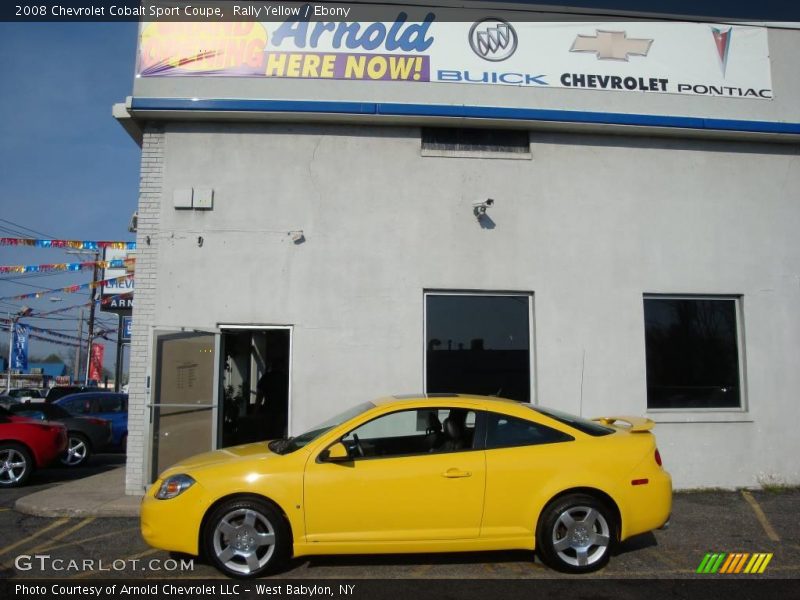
442 468 472 478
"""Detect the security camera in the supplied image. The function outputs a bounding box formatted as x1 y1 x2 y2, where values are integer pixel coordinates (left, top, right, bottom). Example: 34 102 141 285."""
473 199 495 218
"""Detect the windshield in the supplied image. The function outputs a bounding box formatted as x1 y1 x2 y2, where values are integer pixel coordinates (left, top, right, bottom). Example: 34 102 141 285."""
269 401 375 454
527 405 614 437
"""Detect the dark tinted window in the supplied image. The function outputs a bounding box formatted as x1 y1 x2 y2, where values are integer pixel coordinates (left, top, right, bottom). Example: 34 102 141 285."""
61 397 92 414
486 413 573 448
12 409 46 420
530 406 615 437
426 294 531 401
422 128 529 154
644 297 741 409
99 396 124 412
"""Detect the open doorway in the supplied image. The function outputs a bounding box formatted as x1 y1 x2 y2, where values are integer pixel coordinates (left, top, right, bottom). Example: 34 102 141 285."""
220 327 291 447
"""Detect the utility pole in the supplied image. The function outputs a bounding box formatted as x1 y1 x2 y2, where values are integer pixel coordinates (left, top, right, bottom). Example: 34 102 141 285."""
115 313 123 392
5 314 12 393
74 310 84 384
84 251 100 385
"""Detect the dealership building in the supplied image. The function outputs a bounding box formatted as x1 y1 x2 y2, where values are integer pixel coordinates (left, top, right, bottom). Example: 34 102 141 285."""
115 2 800 494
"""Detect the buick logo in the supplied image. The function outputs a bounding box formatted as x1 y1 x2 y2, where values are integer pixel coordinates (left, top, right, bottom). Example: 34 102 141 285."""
469 18 518 61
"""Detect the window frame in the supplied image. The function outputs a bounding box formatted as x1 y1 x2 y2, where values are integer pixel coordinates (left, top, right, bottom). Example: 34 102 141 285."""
643 293 747 414
335 406 485 461
423 290 536 404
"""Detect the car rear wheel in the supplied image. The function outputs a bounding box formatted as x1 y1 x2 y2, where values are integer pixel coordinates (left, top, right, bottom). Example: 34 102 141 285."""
537 493 616 573
203 498 290 578
60 433 91 467
0 443 33 488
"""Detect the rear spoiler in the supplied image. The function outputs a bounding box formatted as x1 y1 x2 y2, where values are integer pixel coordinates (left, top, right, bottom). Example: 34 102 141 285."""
593 415 655 432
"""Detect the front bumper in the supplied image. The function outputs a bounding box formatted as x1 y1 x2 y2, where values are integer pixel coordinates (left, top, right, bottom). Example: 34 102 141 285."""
140 480 209 556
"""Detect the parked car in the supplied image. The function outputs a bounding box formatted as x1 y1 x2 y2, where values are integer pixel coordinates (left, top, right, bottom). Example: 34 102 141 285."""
0 395 21 409
141 394 672 578
54 392 128 450
0 405 67 487
9 403 112 467
45 385 100 403
7 388 45 402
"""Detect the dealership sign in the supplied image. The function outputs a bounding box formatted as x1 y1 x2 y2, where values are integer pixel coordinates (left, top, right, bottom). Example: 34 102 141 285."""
137 18 773 99
101 247 134 312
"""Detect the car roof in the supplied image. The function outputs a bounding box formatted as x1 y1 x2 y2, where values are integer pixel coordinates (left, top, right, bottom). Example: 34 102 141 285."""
56 391 127 401
376 393 522 407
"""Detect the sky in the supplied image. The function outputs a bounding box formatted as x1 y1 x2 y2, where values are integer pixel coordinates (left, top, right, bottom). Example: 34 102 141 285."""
0 22 141 379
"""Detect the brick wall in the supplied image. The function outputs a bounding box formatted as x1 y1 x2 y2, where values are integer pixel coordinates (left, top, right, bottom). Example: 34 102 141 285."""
125 126 163 495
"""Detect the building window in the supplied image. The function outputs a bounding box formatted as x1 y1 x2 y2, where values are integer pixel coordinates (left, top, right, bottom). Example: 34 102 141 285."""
643 296 744 410
421 127 531 159
425 292 533 402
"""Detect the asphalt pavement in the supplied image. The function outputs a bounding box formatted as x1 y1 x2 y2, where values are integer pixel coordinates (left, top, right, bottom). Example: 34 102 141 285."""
0 459 798 580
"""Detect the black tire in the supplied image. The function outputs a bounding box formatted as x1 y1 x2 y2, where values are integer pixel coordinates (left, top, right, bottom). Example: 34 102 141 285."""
202 497 291 578
536 493 616 573
0 442 33 488
60 433 92 467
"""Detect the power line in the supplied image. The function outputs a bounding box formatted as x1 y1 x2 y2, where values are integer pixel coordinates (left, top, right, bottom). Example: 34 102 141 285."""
0 218 55 239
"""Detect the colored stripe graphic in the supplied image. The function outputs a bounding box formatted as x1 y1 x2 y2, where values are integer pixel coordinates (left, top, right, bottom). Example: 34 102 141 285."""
698 552 773 574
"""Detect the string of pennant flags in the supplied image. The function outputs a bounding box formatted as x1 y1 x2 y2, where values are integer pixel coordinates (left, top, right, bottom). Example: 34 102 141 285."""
0 238 136 250
0 274 134 302
0 258 135 275
1 320 118 347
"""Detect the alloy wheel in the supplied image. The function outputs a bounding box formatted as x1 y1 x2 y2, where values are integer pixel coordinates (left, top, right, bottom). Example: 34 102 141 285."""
551 505 611 567
212 508 277 575
61 435 88 467
0 448 28 486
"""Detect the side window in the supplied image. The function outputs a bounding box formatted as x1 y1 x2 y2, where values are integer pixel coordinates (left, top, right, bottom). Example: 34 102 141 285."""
486 413 573 449
99 396 123 413
342 408 477 459
64 398 92 414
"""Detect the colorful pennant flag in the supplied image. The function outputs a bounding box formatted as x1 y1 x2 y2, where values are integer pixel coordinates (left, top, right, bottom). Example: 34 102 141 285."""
0 258 134 275
0 238 135 250
0 274 134 302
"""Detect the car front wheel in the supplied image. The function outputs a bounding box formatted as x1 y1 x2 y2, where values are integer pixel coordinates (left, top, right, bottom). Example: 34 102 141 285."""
203 497 290 578
0 443 33 488
60 433 91 467
537 493 616 573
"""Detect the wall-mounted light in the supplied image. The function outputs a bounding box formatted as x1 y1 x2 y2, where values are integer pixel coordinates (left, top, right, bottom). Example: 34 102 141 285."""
288 230 305 244
473 198 495 219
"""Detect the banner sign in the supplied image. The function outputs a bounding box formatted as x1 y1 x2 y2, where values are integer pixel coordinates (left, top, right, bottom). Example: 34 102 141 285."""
136 18 773 100
89 343 105 383
101 248 135 312
11 323 29 371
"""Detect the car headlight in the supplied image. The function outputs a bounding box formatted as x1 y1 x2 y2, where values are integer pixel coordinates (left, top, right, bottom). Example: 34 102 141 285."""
155 474 196 500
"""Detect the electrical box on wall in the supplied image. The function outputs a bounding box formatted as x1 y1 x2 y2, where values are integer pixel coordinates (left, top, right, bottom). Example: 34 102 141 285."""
193 188 214 209
173 188 193 209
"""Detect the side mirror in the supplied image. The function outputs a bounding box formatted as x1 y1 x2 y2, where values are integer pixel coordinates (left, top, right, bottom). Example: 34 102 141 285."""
321 442 350 462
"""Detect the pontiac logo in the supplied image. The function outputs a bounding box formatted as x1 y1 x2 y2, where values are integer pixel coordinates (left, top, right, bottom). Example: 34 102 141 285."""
711 26 732 75
570 30 653 61
469 18 518 61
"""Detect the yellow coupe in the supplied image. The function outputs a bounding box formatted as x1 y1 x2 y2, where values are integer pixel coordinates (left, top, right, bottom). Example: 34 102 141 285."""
141 395 671 577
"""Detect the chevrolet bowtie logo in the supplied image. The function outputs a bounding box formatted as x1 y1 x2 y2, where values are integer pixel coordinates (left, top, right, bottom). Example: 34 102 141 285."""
570 30 653 61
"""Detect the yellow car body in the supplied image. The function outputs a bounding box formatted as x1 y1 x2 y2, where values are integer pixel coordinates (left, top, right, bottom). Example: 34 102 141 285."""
141 395 671 577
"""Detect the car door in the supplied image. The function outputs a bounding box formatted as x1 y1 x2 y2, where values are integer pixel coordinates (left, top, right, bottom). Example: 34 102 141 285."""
303 407 485 543
479 410 579 539
95 395 127 445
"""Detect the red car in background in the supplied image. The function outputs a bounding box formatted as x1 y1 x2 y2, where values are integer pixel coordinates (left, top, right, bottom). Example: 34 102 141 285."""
0 405 67 487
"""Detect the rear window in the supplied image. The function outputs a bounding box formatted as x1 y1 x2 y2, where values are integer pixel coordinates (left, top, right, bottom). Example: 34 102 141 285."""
527 406 615 437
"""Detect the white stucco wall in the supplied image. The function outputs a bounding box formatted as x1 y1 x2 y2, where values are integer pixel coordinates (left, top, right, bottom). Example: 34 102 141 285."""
125 121 800 493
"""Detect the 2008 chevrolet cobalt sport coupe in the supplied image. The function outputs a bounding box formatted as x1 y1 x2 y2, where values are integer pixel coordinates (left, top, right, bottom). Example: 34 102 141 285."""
141 395 671 577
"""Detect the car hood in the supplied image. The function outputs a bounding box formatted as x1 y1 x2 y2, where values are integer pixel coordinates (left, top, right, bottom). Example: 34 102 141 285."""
158 441 282 478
